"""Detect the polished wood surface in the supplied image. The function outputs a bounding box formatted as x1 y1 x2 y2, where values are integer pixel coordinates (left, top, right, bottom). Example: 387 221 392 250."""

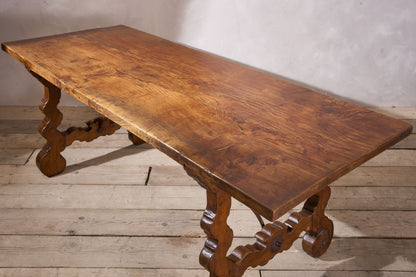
2 25 412 221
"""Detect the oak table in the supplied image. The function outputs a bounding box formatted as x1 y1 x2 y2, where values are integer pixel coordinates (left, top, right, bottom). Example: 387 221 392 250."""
2 25 412 277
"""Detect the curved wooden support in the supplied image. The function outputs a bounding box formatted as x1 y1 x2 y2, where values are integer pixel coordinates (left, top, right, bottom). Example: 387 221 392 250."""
36 77 66 177
64 117 121 147
228 211 312 276
37 114 121 177
200 186 234 277
31 72 122 177
228 186 333 276
128 131 145 145
192 176 333 277
302 186 333 257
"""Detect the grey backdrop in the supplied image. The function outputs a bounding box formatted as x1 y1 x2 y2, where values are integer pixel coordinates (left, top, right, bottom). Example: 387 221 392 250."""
1 0 415 106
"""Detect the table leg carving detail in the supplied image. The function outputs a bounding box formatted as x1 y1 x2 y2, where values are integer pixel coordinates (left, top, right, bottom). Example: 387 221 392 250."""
192 175 333 277
36 77 66 177
228 186 333 276
302 186 333 258
31 72 123 176
200 186 234 277
63 117 121 147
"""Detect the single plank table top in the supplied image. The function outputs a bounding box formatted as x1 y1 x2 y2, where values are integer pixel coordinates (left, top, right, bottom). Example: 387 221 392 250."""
2 25 412 221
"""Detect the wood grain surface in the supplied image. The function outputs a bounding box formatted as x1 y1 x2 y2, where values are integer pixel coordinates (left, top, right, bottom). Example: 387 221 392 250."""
2 25 412 221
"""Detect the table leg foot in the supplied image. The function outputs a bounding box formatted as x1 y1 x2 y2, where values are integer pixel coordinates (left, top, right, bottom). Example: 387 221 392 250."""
301 186 333 258
302 216 333 258
36 146 67 177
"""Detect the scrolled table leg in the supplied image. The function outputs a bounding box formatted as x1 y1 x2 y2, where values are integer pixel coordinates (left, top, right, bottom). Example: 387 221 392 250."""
200 186 234 277
35 75 66 177
30 72 122 177
302 186 334 257
186 163 334 276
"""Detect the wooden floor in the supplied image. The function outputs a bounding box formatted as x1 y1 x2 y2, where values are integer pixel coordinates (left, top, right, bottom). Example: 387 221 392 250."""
0 106 415 277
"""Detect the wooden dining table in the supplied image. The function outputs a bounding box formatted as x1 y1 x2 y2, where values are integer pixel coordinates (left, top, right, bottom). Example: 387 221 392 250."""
2 25 412 277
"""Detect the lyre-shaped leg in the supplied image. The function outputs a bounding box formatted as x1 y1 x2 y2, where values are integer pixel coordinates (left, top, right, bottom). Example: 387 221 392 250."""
197 184 333 277
228 186 333 276
200 186 234 277
31 72 122 177
36 77 66 177
302 186 334 257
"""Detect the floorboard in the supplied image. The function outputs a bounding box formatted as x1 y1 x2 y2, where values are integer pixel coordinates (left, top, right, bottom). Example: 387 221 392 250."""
0 236 414 271
0 268 261 277
0 209 415 238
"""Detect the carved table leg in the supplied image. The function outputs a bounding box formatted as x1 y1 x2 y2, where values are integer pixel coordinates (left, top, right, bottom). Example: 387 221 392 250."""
194 181 334 277
228 186 333 276
31 73 121 177
200 185 234 277
302 186 334 257
36 77 66 177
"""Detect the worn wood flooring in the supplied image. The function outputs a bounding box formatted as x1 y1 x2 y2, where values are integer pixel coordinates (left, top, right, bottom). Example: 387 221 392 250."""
0 106 415 277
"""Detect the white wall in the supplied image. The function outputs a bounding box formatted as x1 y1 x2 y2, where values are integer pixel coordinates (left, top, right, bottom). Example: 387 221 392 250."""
1 0 415 106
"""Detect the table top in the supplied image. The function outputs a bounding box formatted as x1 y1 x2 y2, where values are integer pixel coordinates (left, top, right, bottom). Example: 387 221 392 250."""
2 25 412 221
